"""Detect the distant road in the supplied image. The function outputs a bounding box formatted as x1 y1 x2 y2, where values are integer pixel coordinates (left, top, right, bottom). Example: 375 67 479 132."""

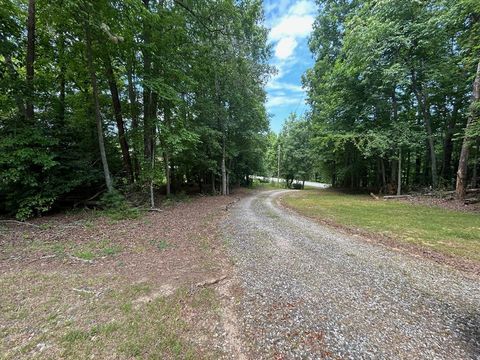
252 176 330 189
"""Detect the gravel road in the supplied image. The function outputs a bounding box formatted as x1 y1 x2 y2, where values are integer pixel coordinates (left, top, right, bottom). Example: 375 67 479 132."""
224 190 480 359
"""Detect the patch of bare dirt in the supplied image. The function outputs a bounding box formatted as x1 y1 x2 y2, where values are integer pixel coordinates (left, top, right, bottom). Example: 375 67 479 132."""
1 194 239 281
0 190 247 359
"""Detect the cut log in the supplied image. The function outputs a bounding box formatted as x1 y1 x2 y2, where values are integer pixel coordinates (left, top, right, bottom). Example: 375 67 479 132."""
464 198 480 205
383 195 412 200
370 193 380 200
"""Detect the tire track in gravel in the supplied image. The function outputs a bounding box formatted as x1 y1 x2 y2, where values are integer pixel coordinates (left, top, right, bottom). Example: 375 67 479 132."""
223 190 480 359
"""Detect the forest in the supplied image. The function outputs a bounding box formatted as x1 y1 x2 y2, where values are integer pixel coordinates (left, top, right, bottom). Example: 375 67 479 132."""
1 0 271 220
266 0 480 199
2 0 480 221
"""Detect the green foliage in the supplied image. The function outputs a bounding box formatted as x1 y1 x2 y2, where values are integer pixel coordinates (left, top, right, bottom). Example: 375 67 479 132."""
1 0 272 218
276 114 314 187
99 190 139 220
304 0 480 190
150 239 171 251
99 190 127 210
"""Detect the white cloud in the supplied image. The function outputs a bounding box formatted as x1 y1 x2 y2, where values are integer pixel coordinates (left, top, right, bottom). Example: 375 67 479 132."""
267 95 303 108
264 0 314 114
290 0 317 16
264 0 292 19
266 80 303 93
274 37 298 59
270 56 299 81
270 14 314 41
269 0 316 42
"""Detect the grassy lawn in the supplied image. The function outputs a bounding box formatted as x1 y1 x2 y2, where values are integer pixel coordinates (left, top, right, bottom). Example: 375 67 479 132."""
282 190 480 262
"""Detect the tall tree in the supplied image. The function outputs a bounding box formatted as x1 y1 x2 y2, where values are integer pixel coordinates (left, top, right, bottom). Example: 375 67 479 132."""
25 0 35 122
457 60 480 199
84 14 113 192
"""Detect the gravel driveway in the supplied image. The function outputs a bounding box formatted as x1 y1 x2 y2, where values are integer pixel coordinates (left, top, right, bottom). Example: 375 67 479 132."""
223 190 480 359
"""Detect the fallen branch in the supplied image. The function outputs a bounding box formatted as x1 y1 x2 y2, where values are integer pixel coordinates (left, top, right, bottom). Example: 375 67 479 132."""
0 220 40 228
383 195 412 200
68 254 93 264
138 207 163 212
72 287 102 297
370 192 379 200
196 275 227 287
464 198 480 205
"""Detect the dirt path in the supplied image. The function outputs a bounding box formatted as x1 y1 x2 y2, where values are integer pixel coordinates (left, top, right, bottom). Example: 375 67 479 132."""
224 190 480 359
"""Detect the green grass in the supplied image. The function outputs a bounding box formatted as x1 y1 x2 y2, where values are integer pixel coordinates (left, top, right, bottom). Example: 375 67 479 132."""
0 238 122 261
1 272 211 360
282 190 480 262
70 239 123 260
150 238 171 251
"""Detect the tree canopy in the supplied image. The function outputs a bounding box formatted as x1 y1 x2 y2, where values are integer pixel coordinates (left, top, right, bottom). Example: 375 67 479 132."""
0 0 272 219
300 0 480 195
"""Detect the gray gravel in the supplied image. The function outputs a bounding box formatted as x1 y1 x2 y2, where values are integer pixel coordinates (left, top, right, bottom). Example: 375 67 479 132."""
223 190 480 359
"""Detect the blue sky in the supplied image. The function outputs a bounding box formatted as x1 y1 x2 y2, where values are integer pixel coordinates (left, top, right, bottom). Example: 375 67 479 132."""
263 0 317 133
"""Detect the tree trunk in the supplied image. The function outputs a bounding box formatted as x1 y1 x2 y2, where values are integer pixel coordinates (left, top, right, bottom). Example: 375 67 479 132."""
226 171 230 195
277 144 281 185
25 0 35 122
142 0 153 161
397 148 402 195
425 121 437 187
331 160 336 187
456 60 480 199
58 33 66 123
211 171 216 194
221 137 227 195
214 71 227 195
441 103 458 183
105 55 134 182
473 139 479 189
412 70 438 187
85 19 113 192
391 159 397 191
126 58 140 180
163 151 171 196
406 150 411 189
150 154 155 208
380 158 386 192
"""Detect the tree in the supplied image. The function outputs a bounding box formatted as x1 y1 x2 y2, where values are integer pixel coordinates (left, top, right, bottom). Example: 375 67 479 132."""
0 0 272 219
457 61 480 199
304 0 478 194
277 115 313 188
25 0 36 122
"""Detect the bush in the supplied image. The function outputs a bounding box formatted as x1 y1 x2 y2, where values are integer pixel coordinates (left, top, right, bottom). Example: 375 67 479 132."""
99 190 127 209
99 190 139 220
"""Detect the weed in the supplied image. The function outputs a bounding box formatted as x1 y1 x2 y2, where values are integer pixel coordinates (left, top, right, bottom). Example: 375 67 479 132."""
150 238 171 251
63 329 90 343
72 250 95 260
